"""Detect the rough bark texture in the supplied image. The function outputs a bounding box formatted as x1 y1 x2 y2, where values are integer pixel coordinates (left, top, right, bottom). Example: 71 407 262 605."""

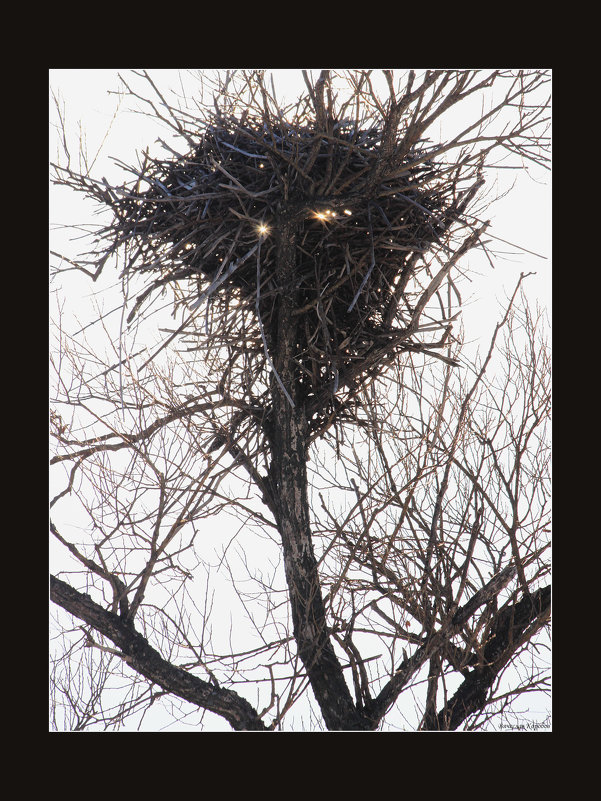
425 585 551 730
363 576 550 730
50 575 268 731
264 215 375 731
50 70 550 732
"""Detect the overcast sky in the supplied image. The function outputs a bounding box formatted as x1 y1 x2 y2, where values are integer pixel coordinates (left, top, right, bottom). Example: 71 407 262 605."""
49 68 551 354
49 70 551 731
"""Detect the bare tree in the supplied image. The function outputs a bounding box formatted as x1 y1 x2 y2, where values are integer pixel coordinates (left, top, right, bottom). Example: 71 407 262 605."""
50 69 550 731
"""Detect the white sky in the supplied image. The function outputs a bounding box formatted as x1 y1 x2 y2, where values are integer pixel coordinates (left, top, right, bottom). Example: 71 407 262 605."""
49 68 551 355
49 69 551 732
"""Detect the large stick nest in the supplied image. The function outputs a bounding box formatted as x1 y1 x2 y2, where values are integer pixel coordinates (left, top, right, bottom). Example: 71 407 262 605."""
80 99 485 436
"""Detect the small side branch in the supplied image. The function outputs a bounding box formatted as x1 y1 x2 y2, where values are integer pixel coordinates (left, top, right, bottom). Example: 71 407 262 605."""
50 575 268 731
366 564 521 724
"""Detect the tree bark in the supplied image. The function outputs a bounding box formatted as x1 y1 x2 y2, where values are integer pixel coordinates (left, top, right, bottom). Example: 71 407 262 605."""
425 584 551 730
265 215 374 731
50 575 268 731
364 570 549 728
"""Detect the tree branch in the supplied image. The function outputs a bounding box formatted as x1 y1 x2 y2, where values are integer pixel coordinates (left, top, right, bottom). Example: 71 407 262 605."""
365 565 527 724
50 575 268 731
427 584 550 730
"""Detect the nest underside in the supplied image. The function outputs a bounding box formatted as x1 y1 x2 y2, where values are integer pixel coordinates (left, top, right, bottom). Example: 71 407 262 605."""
101 115 479 424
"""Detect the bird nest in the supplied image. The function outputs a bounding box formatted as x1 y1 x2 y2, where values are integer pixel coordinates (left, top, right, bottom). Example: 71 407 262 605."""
100 111 482 425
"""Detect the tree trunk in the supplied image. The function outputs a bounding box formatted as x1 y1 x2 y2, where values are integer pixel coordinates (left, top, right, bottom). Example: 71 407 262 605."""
266 215 374 730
